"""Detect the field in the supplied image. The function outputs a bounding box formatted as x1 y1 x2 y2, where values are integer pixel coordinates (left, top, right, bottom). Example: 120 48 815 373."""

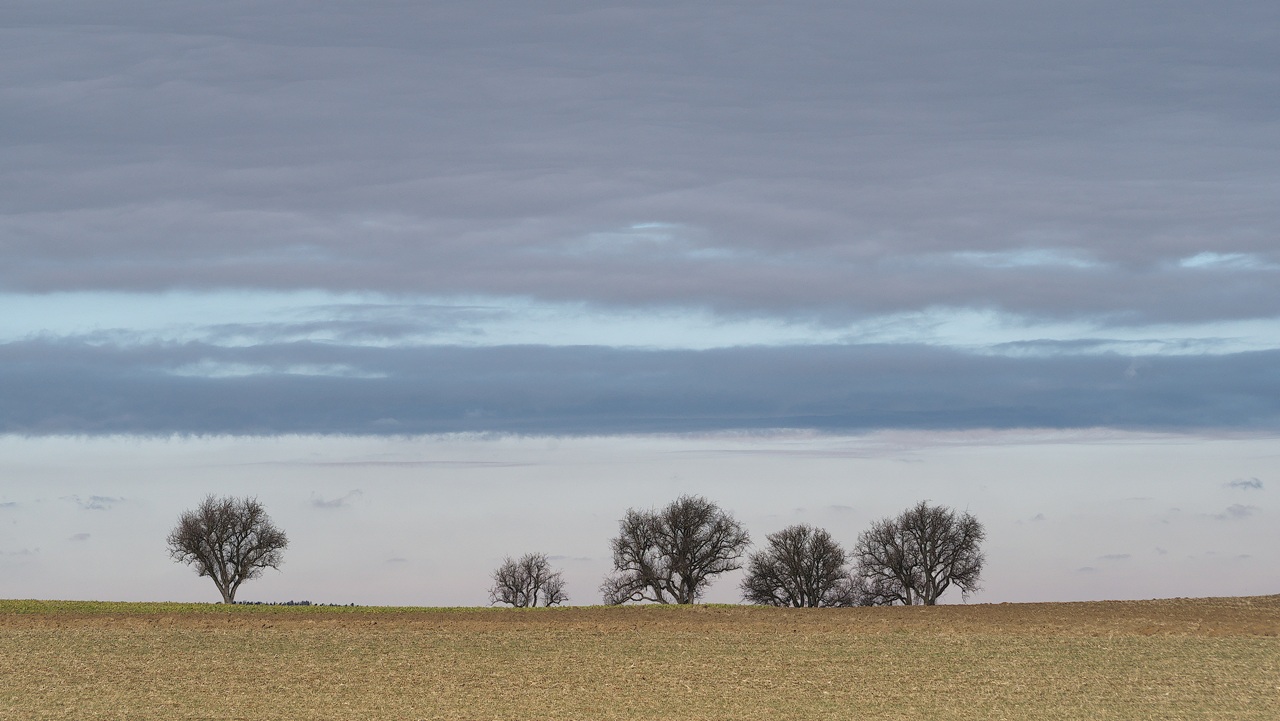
2 596 1278 720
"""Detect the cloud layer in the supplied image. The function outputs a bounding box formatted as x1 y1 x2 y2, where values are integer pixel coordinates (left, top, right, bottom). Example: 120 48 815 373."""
4 2 1279 436
3 1 1279 326
4 339 1278 435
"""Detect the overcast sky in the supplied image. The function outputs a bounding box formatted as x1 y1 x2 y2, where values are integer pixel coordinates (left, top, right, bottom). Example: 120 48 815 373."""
1 1 1277 605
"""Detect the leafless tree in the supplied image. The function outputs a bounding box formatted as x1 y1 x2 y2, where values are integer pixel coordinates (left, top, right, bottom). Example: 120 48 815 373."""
852 501 985 605
166 495 288 603
489 552 568 607
601 495 750 605
741 524 858 607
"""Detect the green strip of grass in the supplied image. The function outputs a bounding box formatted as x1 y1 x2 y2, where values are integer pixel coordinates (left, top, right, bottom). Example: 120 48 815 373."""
0 599 752 615
0 599 519 615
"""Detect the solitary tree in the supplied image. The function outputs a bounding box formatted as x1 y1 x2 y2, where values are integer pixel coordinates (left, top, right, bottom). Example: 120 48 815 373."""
741 524 858 607
851 501 985 605
601 495 750 605
166 495 288 604
489 552 568 607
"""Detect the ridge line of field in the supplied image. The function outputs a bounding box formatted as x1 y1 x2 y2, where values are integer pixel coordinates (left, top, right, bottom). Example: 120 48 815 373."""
2 594 1277 614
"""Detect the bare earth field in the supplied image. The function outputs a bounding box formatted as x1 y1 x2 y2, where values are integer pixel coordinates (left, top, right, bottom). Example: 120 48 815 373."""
1 596 1277 720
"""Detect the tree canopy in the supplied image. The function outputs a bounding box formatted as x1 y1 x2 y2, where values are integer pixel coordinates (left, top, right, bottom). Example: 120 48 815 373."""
489 552 568 607
852 501 985 605
601 495 750 604
741 524 858 607
166 495 288 604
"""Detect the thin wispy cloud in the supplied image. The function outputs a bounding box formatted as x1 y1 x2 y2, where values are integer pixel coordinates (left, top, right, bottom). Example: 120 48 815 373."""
310 490 364 510
1224 478 1264 491
62 495 125 511
1215 504 1260 521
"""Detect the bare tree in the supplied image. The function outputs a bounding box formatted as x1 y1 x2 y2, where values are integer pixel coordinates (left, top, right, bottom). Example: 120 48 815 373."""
489 552 568 607
852 501 985 605
601 495 750 605
741 524 859 607
166 495 288 603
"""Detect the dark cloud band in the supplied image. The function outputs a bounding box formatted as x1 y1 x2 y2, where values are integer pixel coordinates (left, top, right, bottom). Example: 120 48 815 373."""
3 340 1277 435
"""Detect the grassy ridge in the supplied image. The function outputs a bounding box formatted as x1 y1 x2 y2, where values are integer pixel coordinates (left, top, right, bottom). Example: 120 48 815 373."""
2 596 1278 720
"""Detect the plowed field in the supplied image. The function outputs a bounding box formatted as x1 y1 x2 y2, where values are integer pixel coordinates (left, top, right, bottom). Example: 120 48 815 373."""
2 596 1277 720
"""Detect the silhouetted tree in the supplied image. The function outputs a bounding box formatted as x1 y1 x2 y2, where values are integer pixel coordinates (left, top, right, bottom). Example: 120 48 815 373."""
489 552 568 607
166 495 288 603
741 524 859 607
852 501 985 605
601 495 750 604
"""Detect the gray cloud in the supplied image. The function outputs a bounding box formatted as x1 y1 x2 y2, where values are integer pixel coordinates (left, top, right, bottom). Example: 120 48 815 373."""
2 2 1279 326
1224 477 1264 490
3 339 1279 436
1216 504 1260 520
69 533 91 542
310 490 364 509
1099 553 1131 561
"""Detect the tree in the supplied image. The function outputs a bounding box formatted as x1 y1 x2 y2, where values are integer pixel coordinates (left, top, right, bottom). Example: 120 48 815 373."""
740 524 858 607
601 495 750 605
489 552 568 607
851 501 985 606
166 495 288 604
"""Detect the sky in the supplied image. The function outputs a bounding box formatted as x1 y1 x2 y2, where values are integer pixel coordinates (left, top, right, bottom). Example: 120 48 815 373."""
1 1 1277 605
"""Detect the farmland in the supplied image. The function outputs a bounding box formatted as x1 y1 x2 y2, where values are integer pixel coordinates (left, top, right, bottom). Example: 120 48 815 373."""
2 596 1277 720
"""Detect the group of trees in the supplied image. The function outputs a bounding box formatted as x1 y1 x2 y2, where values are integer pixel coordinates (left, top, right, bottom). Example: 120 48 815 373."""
591 495 984 608
167 494 985 607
